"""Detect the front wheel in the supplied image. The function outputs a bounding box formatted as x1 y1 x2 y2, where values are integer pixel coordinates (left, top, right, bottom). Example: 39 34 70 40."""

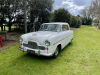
53 47 59 58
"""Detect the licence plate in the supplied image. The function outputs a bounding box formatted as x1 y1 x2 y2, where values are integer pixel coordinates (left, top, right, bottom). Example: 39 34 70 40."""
27 50 35 54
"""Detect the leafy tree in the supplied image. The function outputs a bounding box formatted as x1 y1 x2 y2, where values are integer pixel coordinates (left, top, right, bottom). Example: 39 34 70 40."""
28 0 53 32
0 0 24 31
0 0 53 32
70 16 77 28
30 0 53 22
70 16 82 28
77 16 82 27
52 8 82 28
0 0 6 31
52 8 70 24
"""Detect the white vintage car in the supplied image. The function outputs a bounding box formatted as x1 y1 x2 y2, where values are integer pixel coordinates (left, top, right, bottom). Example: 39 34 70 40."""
19 22 73 57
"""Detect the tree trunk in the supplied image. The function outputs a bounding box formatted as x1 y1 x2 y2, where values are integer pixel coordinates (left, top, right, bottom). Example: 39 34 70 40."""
8 25 11 32
4 26 5 31
8 21 12 32
24 0 27 33
1 26 3 31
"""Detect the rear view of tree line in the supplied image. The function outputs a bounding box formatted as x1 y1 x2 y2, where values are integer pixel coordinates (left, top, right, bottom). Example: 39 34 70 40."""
0 0 82 33
81 0 100 29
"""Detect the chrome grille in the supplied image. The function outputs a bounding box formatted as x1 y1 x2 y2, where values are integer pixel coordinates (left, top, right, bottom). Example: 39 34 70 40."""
38 46 45 50
23 41 45 50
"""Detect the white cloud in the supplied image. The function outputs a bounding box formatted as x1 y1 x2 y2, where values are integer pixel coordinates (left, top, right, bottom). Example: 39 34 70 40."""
62 1 84 9
54 0 93 15
62 0 85 15
73 0 93 6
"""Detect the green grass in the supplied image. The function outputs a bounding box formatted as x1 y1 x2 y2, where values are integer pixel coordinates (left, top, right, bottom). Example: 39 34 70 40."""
0 26 100 75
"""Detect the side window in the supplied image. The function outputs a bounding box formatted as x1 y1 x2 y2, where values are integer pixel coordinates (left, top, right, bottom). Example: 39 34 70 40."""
62 25 69 31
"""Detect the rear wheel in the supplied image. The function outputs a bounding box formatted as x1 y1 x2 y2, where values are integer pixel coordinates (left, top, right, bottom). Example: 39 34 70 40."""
69 39 73 45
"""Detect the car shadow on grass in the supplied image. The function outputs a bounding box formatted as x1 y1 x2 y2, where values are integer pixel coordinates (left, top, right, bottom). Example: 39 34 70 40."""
23 53 54 60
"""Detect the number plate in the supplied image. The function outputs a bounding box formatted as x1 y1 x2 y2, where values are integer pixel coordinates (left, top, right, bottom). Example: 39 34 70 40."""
27 50 35 54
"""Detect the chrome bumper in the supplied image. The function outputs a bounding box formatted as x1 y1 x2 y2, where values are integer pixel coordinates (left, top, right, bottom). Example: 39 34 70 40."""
19 47 53 56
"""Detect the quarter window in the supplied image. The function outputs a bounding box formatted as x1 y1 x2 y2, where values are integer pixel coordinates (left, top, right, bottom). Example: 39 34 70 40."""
62 25 69 31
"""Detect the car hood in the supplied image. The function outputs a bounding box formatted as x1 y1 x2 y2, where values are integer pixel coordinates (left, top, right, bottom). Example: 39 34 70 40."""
21 31 58 44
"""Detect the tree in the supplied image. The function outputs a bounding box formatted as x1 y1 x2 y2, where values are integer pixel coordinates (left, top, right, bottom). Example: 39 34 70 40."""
70 16 82 28
90 0 100 29
81 8 93 25
52 8 82 28
81 0 100 28
24 0 27 33
52 8 70 24
0 0 24 31
0 0 6 31
28 0 53 32
77 16 82 28
89 0 100 20
0 0 53 32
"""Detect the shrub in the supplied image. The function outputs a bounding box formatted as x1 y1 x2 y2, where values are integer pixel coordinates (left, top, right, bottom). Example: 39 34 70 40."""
82 17 92 25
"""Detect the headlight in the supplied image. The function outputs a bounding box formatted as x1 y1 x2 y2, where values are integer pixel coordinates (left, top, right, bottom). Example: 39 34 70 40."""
45 40 50 46
20 37 23 43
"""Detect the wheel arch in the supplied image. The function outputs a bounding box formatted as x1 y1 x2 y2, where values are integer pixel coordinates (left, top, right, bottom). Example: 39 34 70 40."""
57 44 62 52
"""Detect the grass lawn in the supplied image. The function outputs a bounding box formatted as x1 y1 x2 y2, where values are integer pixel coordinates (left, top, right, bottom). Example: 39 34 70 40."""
0 26 100 75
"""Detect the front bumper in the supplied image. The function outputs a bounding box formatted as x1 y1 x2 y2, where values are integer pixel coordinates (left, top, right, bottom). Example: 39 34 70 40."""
19 47 53 56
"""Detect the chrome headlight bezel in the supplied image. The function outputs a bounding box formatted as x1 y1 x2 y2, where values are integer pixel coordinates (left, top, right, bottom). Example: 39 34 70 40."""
45 40 50 46
20 37 23 43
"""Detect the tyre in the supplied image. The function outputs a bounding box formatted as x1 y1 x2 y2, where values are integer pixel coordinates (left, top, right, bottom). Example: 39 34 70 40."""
69 39 73 45
53 47 59 58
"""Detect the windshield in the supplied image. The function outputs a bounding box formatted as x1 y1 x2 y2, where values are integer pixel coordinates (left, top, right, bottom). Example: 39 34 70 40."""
39 24 61 32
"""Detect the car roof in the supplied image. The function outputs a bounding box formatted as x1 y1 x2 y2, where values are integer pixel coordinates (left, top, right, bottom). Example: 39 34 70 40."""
43 22 69 25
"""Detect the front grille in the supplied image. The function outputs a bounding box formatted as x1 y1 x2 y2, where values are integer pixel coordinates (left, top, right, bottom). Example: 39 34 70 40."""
38 46 45 50
28 41 38 49
23 41 45 50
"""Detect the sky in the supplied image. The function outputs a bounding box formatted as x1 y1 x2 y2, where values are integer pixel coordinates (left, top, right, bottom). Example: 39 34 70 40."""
53 0 93 15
